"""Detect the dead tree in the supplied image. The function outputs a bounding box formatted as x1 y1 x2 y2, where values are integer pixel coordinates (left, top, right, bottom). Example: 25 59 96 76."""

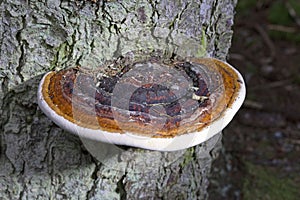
0 0 237 199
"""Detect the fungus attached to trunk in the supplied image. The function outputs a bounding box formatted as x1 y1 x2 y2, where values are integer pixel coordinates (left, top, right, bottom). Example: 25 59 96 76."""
38 57 246 151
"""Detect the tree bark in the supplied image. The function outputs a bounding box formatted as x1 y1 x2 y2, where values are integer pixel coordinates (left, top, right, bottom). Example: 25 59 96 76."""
0 0 236 199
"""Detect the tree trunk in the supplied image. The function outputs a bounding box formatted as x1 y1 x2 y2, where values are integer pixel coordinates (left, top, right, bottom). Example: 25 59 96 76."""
0 0 236 199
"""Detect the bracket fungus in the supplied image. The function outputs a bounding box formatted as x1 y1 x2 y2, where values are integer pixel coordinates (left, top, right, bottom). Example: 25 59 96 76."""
38 57 246 151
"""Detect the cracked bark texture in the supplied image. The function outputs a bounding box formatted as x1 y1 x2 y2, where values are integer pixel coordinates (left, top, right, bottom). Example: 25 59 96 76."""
0 0 237 199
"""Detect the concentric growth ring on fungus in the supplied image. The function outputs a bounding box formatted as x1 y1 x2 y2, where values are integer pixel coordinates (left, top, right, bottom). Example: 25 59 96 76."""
38 57 246 151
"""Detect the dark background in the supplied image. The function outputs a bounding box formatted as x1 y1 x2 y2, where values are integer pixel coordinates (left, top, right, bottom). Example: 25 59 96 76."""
210 0 300 199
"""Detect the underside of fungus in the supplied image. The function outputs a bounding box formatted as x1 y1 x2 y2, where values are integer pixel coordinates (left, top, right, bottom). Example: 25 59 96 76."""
38 56 245 151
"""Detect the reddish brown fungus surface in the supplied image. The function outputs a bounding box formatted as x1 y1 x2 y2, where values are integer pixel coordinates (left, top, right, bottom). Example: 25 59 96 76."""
41 58 241 137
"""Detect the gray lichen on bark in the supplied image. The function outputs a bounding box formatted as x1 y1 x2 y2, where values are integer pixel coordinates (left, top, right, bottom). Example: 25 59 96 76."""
0 0 236 199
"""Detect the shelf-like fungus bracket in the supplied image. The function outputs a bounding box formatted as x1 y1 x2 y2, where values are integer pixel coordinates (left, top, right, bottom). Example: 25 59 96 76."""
38 57 246 151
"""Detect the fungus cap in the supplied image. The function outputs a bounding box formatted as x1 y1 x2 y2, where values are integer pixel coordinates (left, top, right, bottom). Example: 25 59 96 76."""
38 57 246 151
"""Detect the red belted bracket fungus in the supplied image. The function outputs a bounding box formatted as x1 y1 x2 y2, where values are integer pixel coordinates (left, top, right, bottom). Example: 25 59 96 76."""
38 56 246 151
